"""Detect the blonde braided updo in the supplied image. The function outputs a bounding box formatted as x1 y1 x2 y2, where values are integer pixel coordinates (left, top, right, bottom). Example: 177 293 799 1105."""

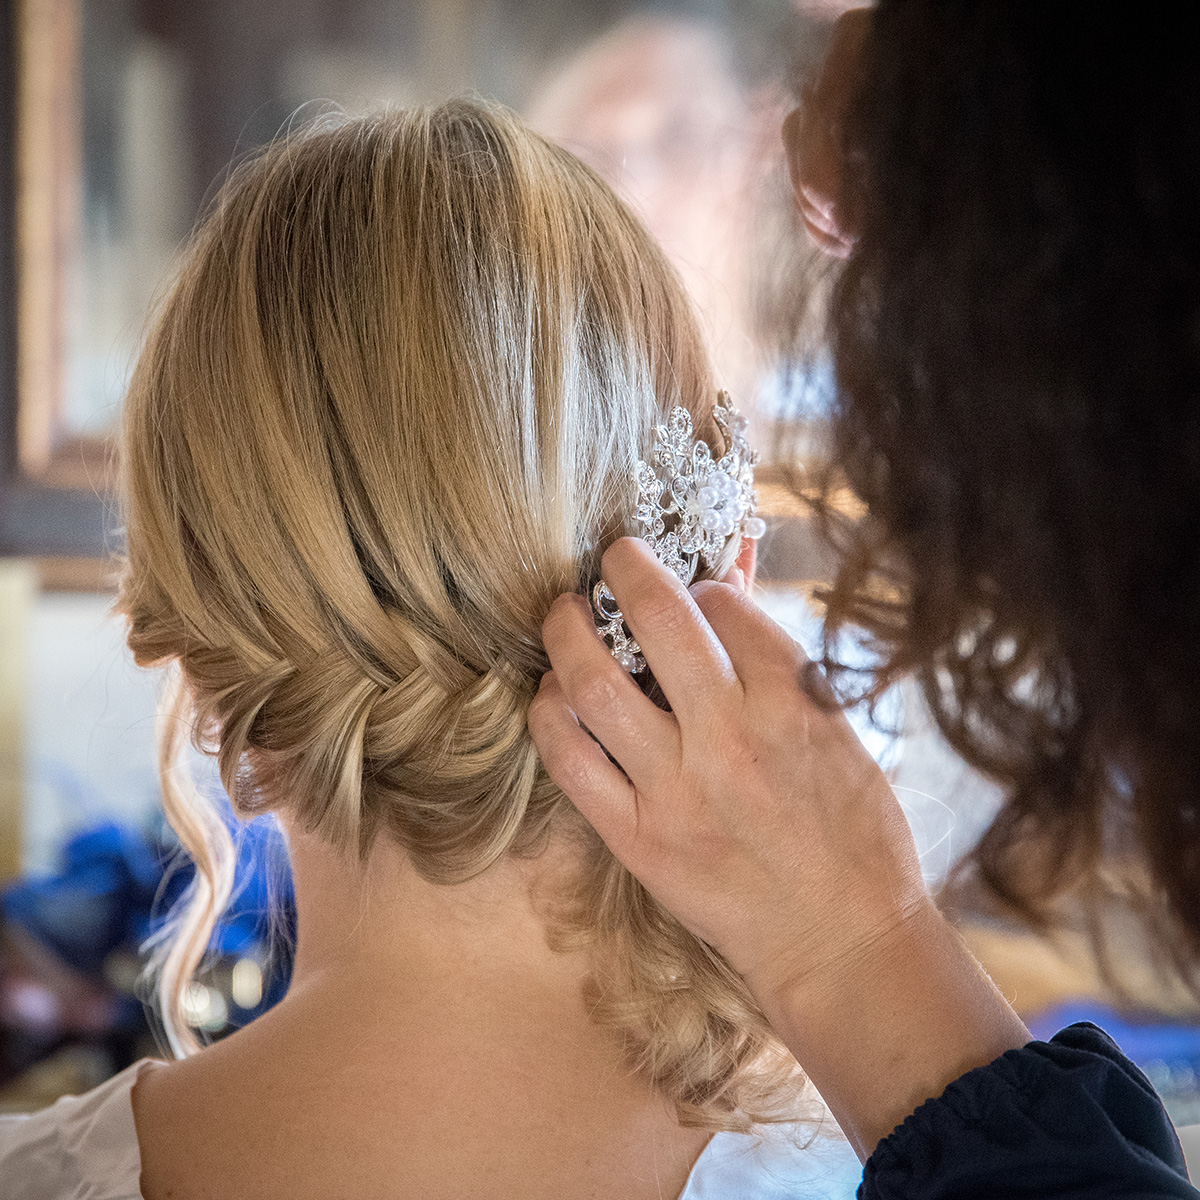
118 100 802 1130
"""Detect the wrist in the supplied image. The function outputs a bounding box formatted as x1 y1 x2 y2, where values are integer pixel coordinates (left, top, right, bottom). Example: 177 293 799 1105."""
743 899 1030 1161
742 885 938 1022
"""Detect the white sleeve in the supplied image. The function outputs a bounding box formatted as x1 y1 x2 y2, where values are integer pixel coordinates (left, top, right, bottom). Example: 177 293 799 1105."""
0 1060 152 1200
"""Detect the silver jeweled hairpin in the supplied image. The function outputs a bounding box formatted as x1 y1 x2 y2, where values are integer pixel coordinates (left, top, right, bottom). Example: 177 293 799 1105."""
593 391 766 673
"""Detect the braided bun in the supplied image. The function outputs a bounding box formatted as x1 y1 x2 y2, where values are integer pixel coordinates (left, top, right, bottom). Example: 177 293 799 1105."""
118 100 803 1129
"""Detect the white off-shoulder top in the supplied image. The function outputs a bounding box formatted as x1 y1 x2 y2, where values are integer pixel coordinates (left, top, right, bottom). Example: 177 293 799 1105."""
0 1059 863 1199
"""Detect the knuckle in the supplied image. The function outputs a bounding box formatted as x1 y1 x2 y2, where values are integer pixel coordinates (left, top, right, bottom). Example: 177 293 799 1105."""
540 744 582 794
526 688 555 743
718 738 770 791
632 583 694 638
689 580 738 621
530 720 597 799
701 709 781 779
571 669 623 719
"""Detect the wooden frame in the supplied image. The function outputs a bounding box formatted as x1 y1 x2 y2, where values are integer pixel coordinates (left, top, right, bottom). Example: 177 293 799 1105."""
0 0 112 559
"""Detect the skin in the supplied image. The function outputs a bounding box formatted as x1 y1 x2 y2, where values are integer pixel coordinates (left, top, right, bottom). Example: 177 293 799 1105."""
781 8 867 258
131 821 711 1200
529 8 1031 1162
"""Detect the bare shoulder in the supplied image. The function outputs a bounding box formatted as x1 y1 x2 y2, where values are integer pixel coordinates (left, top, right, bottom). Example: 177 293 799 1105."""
130 1000 710 1200
132 1012 313 1200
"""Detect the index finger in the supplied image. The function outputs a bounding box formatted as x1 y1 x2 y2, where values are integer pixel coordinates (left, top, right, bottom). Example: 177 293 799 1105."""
600 538 742 723
540 590 680 789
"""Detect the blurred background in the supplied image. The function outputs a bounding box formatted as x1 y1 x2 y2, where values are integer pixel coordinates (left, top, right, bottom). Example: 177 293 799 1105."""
1 0 1198 1122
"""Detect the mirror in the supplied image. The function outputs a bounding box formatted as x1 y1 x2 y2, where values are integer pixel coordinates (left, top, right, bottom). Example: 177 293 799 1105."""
1 0 826 566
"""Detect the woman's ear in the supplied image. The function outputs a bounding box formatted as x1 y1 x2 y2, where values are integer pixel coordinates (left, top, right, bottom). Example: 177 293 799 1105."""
782 7 870 258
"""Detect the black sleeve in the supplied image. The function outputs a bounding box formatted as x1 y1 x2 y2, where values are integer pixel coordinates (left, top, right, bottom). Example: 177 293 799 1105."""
860 1022 1196 1199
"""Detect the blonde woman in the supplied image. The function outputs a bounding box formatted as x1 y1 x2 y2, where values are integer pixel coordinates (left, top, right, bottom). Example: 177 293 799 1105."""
0 101 859 1199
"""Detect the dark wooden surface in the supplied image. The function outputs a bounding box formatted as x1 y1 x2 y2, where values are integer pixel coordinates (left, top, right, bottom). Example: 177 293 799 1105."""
0 0 112 558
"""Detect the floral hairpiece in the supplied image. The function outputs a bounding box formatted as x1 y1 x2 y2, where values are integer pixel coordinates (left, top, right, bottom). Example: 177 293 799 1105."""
593 391 765 673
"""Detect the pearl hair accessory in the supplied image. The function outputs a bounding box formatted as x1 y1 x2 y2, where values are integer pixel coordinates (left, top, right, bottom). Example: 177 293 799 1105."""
593 391 766 673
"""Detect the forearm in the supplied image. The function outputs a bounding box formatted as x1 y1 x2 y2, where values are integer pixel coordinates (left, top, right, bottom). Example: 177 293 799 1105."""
751 900 1030 1161
536 550 1192 1193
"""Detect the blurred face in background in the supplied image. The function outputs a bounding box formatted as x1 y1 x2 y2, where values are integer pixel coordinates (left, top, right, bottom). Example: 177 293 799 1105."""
531 18 774 406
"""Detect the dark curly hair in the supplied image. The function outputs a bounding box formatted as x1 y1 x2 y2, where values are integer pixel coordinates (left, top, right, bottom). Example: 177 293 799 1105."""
808 1 1200 968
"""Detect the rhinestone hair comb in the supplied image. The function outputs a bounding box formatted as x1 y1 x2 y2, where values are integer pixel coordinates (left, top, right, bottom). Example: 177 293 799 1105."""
593 391 766 673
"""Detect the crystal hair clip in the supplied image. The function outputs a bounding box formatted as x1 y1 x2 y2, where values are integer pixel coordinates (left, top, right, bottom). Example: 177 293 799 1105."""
593 391 766 674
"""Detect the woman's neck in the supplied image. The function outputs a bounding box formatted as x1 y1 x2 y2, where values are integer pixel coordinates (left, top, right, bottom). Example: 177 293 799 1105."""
134 818 713 1200
282 818 589 1008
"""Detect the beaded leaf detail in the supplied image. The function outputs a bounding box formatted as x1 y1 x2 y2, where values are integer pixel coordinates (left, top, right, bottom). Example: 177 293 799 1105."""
593 392 766 674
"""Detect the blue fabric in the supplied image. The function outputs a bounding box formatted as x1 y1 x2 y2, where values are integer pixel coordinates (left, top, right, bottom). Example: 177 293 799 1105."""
1 816 294 1022
2 822 186 976
1028 1004 1200 1068
862 1023 1196 1198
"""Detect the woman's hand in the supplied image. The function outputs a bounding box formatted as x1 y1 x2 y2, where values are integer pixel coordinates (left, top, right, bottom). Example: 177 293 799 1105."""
532 538 925 1003
530 539 1029 1159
